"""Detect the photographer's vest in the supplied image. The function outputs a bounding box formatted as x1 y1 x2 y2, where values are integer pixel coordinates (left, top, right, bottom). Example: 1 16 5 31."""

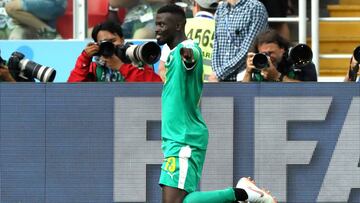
95 65 125 82
185 12 215 82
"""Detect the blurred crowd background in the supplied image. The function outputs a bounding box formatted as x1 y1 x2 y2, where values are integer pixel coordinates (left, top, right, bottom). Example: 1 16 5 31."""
0 0 339 41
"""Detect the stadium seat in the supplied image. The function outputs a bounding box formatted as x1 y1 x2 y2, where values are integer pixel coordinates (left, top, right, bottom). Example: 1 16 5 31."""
56 0 73 39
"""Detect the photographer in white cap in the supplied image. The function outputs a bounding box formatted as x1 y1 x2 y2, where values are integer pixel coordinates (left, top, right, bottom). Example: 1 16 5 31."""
158 0 218 82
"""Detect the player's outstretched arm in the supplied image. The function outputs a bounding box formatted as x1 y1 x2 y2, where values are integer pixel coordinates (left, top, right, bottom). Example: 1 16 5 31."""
180 47 196 70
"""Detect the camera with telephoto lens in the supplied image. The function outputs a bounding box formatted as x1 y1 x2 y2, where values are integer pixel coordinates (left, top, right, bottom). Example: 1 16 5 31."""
252 43 313 70
96 40 161 66
348 45 360 81
7 51 56 82
252 52 270 69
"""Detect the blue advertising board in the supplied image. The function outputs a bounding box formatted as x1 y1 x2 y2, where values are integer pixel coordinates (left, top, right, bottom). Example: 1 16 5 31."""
0 83 359 203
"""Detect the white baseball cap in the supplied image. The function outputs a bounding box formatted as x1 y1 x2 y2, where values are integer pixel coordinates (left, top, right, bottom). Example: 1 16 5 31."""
195 0 219 10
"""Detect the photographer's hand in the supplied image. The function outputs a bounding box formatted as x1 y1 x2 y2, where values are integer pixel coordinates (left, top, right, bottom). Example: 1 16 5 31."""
0 65 16 82
261 60 281 81
350 57 359 81
84 42 100 57
246 52 256 72
208 71 219 82
180 48 196 69
242 53 256 82
103 54 124 70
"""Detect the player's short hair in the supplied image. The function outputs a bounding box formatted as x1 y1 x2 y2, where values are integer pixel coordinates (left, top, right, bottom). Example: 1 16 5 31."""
157 4 186 21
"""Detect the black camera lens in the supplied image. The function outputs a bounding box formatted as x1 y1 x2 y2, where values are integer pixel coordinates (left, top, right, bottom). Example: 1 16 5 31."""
132 41 161 64
98 41 115 57
289 44 313 67
253 53 269 69
19 59 56 82
115 41 161 66
353 46 360 62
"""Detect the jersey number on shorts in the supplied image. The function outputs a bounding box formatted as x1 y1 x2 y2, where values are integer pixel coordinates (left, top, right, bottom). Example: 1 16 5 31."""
164 157 176 173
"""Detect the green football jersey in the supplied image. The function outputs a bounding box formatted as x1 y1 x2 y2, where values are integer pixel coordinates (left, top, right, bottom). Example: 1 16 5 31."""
161 40 208 150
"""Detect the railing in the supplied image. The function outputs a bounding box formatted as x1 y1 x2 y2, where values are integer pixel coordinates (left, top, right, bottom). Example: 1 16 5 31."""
270 1 358 77
315 16 360 69
73 0 87 40
268 0 308 44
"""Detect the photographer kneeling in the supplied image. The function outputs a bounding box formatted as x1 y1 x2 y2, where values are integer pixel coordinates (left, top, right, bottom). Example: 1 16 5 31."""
242 29 317 82
68 21 162 82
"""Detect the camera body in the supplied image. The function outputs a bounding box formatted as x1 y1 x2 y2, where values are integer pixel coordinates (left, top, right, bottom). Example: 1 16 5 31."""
8 52 56 82
96 41 161 66
252 43 313 70
97 40 115 58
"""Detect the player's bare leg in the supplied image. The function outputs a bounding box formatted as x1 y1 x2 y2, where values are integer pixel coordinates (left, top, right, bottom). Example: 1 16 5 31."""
162 185 187 203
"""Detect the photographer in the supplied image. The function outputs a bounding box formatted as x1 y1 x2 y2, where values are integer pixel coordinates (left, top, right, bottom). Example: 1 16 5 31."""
242 29 317 82
344 46 359 82
68 21 162 82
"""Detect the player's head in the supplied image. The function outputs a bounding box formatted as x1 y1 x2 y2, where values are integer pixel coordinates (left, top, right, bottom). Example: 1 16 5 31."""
155 4 186 46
